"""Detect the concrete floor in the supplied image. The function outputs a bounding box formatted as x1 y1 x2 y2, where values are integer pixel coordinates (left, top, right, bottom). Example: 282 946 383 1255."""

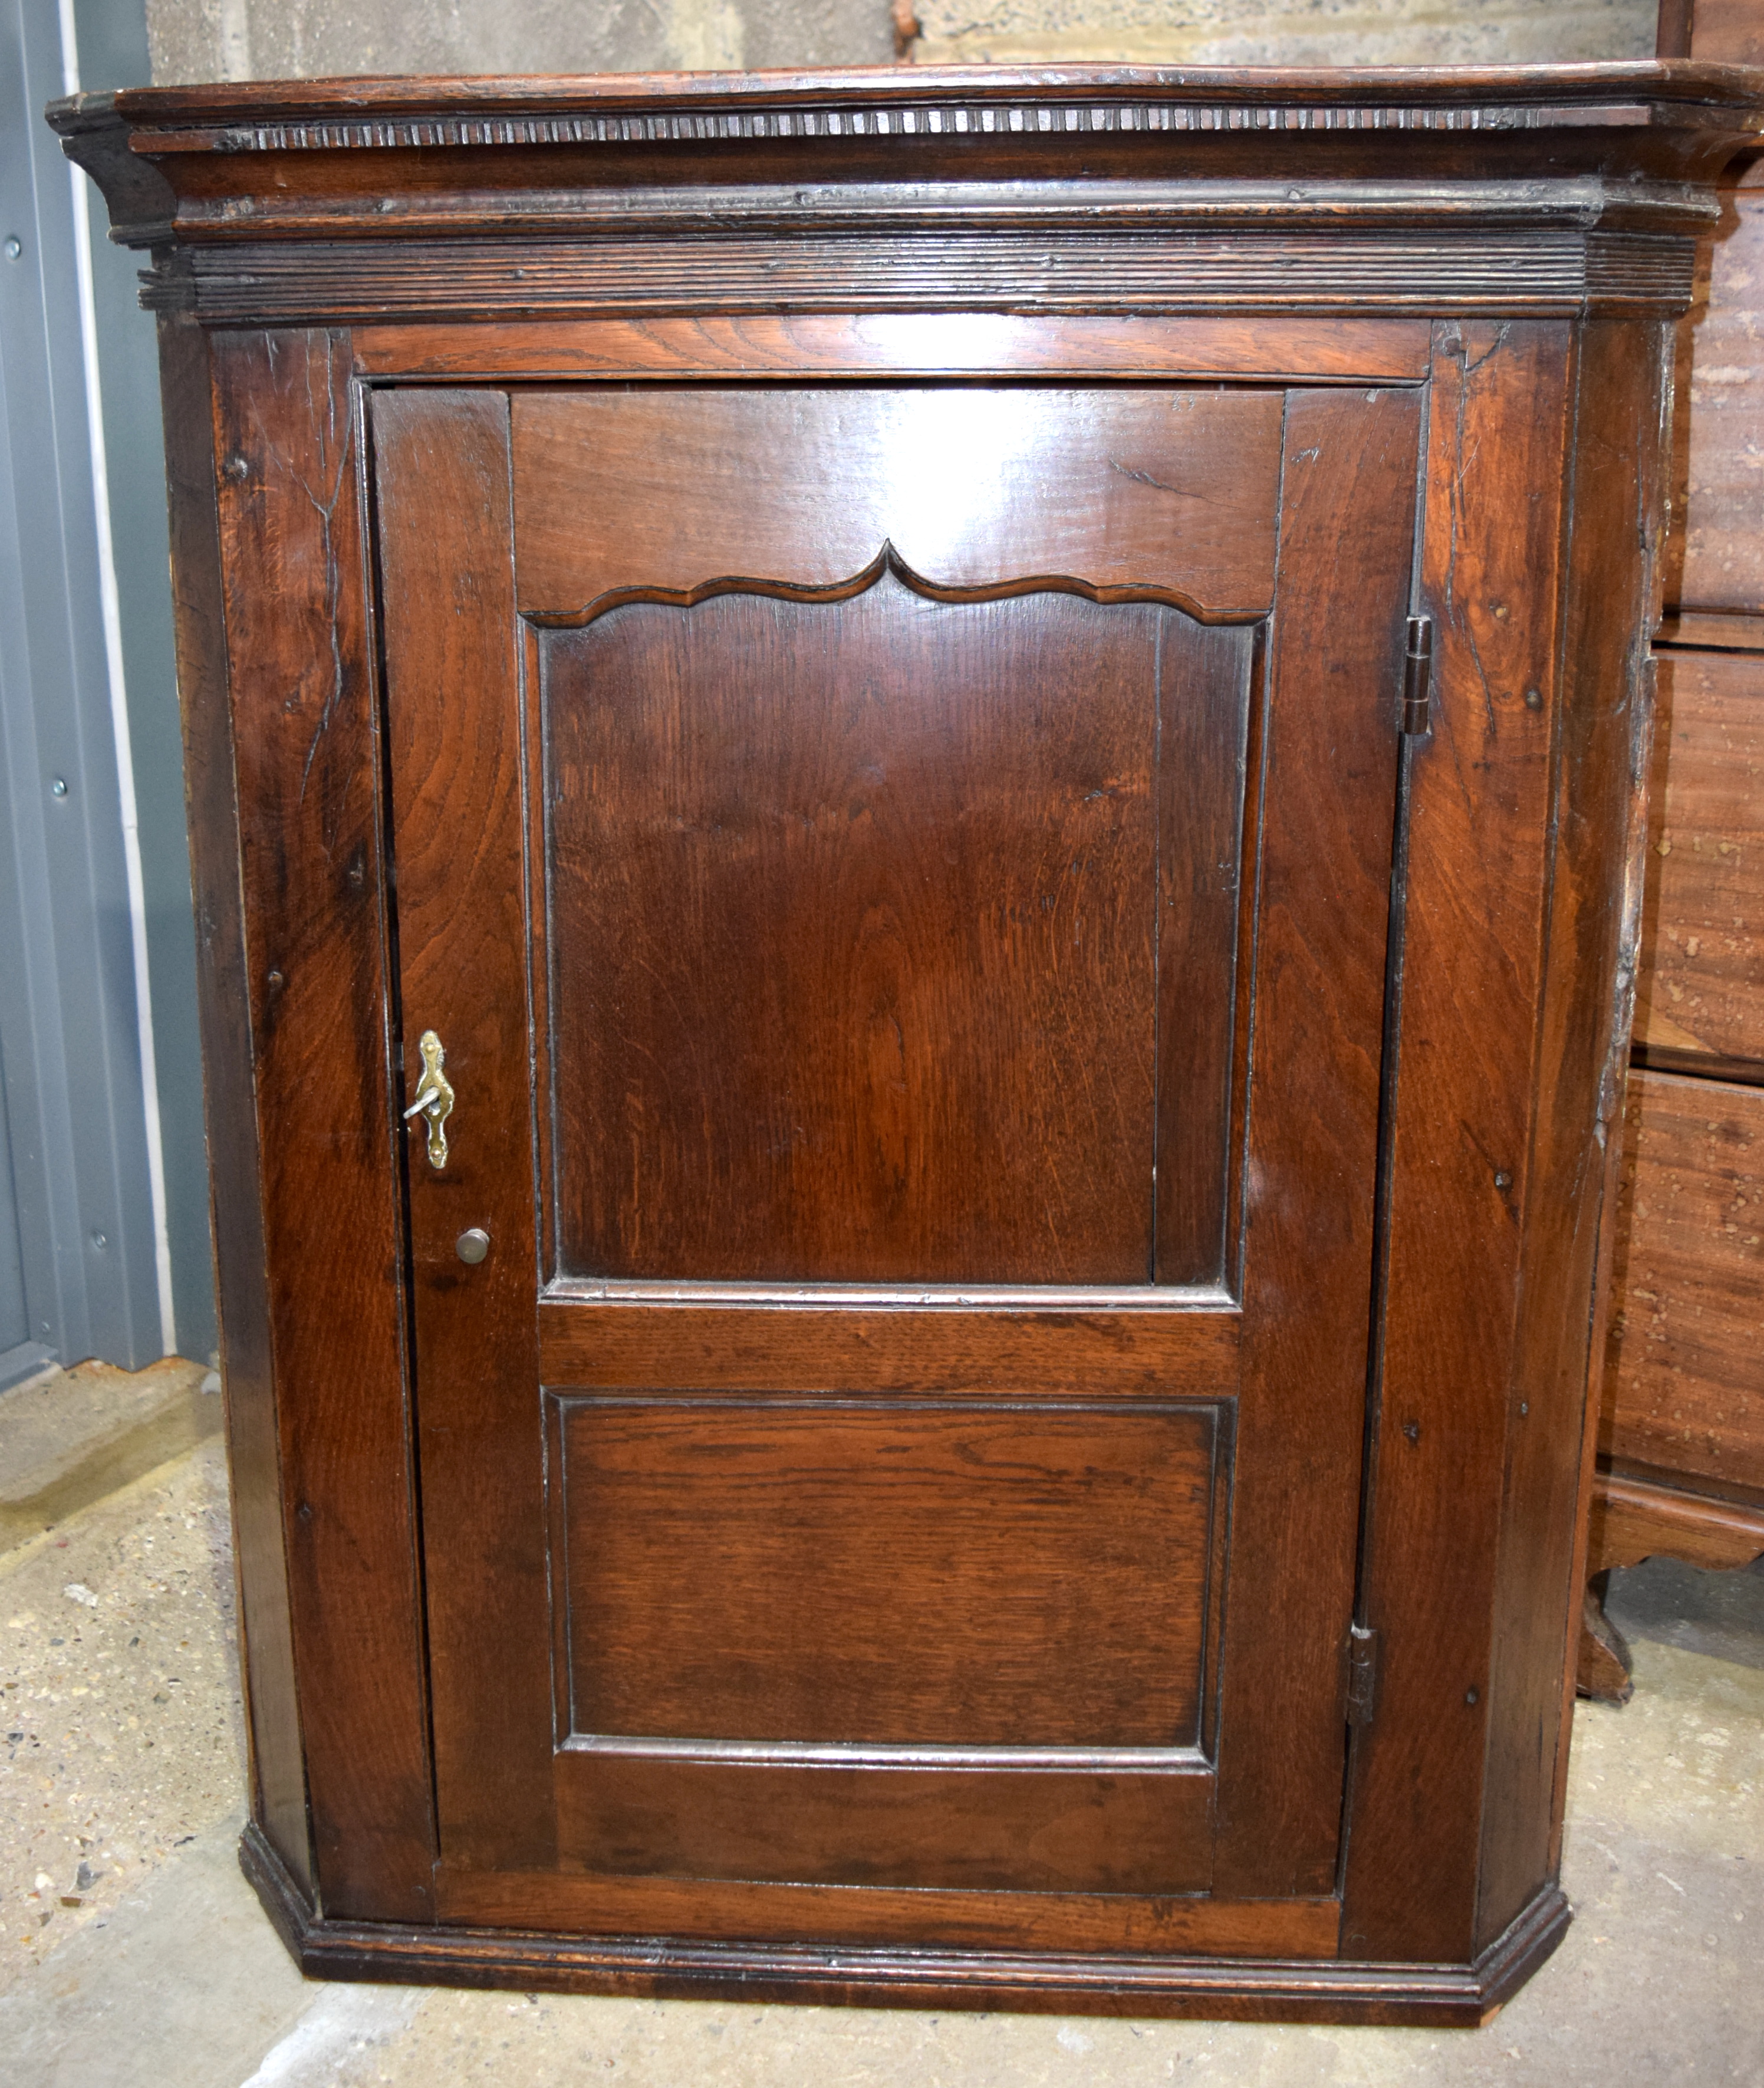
1 1359 1759 2085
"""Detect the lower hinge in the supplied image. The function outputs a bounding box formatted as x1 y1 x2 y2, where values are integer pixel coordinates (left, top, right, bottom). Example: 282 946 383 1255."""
1346 1623 1380 1727
1401 616 1433 735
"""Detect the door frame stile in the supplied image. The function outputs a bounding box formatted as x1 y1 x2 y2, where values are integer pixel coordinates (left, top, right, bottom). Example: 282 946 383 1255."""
1335 360 1439 1893
356 363 446 1920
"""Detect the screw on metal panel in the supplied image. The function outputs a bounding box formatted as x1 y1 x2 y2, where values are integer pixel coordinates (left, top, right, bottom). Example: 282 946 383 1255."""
50 778 68 798
88 1231 107 1251
4 236 21 261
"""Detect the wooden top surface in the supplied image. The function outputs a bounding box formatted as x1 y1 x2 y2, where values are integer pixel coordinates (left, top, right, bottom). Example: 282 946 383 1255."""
64 60 1764 129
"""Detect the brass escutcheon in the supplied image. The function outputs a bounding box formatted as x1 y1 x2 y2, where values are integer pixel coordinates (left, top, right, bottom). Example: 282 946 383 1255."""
401 1029 456 1169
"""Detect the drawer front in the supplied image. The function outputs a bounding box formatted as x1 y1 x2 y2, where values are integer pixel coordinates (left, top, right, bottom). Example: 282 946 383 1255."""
1602 1068 1764 1501
1634 649 1764 1075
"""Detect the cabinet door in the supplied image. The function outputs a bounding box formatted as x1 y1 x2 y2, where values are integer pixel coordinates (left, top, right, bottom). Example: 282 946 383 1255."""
375 382 1419 1948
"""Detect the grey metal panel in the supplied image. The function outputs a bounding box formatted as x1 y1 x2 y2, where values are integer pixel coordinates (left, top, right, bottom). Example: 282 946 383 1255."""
0 1031 28 1359
0 0 162 1368
74 0 215 1364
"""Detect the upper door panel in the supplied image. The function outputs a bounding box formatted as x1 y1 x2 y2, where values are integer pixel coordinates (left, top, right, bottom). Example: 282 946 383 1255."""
514 388 1273 1291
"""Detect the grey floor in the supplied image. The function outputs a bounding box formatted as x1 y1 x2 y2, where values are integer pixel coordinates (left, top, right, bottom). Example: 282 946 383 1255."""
1 1357 1759 2086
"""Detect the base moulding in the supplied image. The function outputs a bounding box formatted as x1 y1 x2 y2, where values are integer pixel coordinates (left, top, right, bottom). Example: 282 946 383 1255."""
238 1821 1569 2028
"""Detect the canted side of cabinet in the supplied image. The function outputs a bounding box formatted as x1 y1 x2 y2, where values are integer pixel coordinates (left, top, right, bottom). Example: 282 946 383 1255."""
54 62 1764 2024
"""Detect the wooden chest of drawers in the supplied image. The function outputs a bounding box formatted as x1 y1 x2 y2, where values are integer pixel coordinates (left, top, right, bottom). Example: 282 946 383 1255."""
1579 1 1764 1693
53 60 1763 2024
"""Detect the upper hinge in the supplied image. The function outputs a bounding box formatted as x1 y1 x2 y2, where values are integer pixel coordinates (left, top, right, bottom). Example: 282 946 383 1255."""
1346 1623 1380 1727
1401 615 1433 736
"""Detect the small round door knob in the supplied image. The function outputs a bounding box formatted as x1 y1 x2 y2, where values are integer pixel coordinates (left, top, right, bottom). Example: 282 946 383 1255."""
455 1228 491 1265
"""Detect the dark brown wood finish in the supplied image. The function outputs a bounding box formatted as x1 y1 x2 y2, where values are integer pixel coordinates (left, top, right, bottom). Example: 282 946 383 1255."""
1602 1069 1764 1498
535 1297 1241 1389
156 315 310 1892
386 371 1416 1925
372 387 554 1875
539 585 1246 1287
1211 384 1420 1898
550 1755 1218 1896
1591 1469 1764 1569
551 1399 1224 1750
244 1814 1566 2027
351 315 1434 384
437 1863 1335 1956
205 330 436 1924
53 63 1764 2021
1343 320 1572 1965
512 387 1282 621
1576 0 1764 1699
1479 320 1670 1946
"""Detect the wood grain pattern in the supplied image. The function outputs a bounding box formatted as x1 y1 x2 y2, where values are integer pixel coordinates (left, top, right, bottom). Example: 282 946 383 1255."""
394 373 1416 1931
552 1398 1220 1751
543 577 1251 1286
249 1820 1565 2025
1601 1068 1764 1499
554 1754 1215 1895
141 231 1702 329
52 67 1762 278
64 52 1756 2013
1477 320 1668 1951
373 388 556 1876
1588 1468 1764 1570
1663 154 1764 614
1633 648 1764 1072
1160 622 1261 1288
350 314 1433 384
512 389 1282 623
209 330 436 1925
537 1298 1240 1392
546 580 1160 1285
1344 321 1572 1965
1656 611 1764 649
95 61 1764 127
1209 384 1420 1898
155 317 310 1895
438 1860 1336 1958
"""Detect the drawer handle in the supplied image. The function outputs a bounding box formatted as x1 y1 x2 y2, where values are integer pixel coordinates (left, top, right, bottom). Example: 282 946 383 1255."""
402 1029 455 1170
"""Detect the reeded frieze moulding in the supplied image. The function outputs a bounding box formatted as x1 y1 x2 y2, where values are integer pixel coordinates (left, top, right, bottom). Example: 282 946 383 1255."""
136 225 1700 324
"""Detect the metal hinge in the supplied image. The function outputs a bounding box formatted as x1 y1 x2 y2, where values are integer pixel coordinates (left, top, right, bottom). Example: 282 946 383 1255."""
1346 1624 1380 1727
1401 616 1433 736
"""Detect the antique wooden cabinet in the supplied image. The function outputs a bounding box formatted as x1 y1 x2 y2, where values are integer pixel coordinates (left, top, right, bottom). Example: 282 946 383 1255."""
52 63 1764 2024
